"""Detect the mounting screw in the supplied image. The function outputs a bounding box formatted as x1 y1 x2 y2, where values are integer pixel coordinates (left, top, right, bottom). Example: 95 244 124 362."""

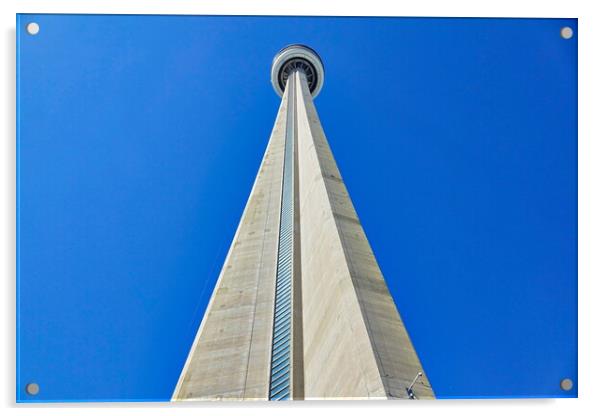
560 378 573 391
26 22 40 36
560 27 573 39
25 383 40 396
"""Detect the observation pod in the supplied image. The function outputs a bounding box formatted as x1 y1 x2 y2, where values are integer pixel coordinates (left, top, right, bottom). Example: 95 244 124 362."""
271 44 325 98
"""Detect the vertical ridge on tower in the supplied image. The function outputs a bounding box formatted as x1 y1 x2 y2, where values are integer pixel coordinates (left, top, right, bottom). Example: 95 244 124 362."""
268 74 296 401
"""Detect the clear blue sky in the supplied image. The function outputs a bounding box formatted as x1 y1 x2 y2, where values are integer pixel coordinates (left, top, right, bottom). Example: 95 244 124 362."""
17 14 577 401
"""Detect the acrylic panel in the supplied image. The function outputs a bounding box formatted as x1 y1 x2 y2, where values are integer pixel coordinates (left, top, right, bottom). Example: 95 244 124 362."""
16 14 577 402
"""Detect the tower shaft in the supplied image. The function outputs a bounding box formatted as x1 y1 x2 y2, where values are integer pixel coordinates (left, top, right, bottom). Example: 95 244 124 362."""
173 65 433 400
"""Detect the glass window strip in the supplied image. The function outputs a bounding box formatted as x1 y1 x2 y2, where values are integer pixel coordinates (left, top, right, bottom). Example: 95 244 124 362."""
271 351 290 367
273 329 289 341
276 277 292 288
274 298 291 313
273 325 290 337
271 359 289 376
275 286 292 300
273 333 290 348
271 360 289 375
274 318 290 331
270 383 289 398
275 303 290 316
273 334 290 347
272 366 289 381
271 370 289 388
270 378 290 395
272 348 289 363
272 340 290 355
273 322 289 335
270 385 290 400
269 74 297 401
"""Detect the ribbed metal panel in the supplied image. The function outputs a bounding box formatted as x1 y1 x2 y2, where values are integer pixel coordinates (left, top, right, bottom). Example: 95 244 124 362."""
268 74 296 401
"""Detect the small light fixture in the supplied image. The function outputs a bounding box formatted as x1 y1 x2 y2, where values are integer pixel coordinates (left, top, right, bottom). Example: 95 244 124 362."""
406 371 423 399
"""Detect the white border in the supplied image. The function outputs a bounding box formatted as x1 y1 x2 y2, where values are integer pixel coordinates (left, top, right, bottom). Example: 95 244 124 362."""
3 1 600 415
3 0 587 17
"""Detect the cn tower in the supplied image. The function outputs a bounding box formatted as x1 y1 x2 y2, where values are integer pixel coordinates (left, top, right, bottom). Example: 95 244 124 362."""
173 45 434 401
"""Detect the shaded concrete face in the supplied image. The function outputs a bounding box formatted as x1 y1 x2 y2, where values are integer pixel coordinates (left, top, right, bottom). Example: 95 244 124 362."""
173 69 433 401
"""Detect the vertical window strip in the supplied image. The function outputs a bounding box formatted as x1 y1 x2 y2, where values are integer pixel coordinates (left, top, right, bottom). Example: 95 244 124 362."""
268 73 296 401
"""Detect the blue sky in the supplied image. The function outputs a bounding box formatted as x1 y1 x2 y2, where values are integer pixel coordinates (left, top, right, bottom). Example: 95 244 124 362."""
17 14 577 401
